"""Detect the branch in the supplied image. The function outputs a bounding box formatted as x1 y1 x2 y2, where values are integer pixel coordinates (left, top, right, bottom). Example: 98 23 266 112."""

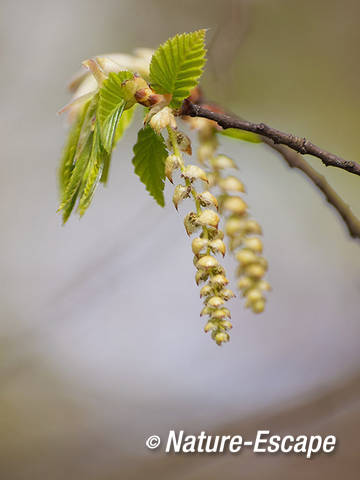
181 99 360 177
261 138 360 239
180 98 360 240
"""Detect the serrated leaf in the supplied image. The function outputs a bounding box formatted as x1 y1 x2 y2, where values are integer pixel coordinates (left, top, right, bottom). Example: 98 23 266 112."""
98 71 134 152
132 125 168 206
100 104 137 185
113 104 136 148
58 101 90 199
149 30 207 108
218 128 262 144
78 121 107 216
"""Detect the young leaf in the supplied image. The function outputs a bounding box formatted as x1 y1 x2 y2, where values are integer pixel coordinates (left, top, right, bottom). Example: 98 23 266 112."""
58 101 90 198
218 128 262 144
58 96 98 221
132 125 168 206
113 104 137 148
100 104 137 185
98 71 134 152
78 121 106 216
149 30 207 108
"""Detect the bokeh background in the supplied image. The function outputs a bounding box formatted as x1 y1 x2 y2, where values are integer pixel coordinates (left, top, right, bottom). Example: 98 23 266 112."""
1 0 360 478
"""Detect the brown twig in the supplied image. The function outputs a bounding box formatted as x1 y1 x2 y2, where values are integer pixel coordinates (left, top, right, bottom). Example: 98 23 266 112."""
181 99 360 177
180 98 360 239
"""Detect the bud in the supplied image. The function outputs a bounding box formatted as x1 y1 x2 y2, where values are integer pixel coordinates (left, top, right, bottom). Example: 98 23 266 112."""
192 237 208 256
173 185 190 210
176 131 192 155
219 176 245 192
252 299 265 313
244 237 263 253
246 288 263 304
221 320 233 330
235 249 257 265
197 191 218 209
200 306 213 317
200 285 213 298
211 155 237 170
149 106 176 133
196 255 219 270
244 264 266 279
182 165 208 183
237 276 254 290
211 309 227 320
210 274 229 287
245 219 262 234
206 296 224 308
219 288 235 300
165 154 180 183
195 270 209 285
225 217 245 237
197 210 220 229
209 238 226 257
214 331 230 345
222 196 248 215
184 212 199 236
204 321 216 332
258 280 272 291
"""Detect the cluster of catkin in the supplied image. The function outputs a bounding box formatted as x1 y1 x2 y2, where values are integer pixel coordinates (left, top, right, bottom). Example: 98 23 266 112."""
196 120 271 314
165 127 235 345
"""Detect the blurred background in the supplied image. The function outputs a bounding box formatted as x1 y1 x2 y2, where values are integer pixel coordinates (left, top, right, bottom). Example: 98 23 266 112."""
1 0 360 478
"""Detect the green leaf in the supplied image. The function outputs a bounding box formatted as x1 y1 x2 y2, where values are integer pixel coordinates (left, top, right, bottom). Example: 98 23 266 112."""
218 128 262 144
149 30 207 108
101 104 137 185
58 96 98 222
58 101 90 198
132 125 168 206
98 71 134 152
113 104 137 148
78 120 107 216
